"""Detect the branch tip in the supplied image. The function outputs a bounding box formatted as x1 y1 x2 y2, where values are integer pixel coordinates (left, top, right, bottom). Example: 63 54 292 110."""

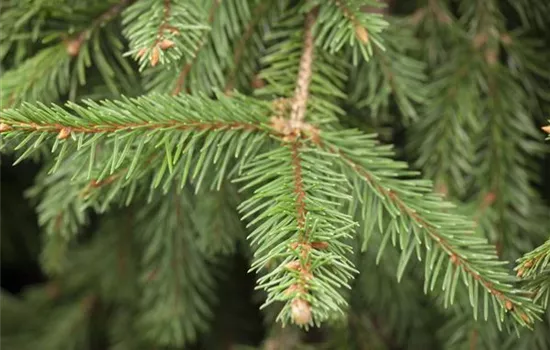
290 298 312 325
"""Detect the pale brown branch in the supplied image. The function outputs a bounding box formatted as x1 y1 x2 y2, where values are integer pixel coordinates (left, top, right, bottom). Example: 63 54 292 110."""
289 10 317 124
2 120 262 136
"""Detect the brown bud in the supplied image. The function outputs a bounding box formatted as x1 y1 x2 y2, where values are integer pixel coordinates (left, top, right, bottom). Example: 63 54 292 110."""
520 313 530 323
524 260 533 268
505 300 513 310
91 179 104 188
147 269 158 281
435 182 448 197
45 282 61 299
0 123 12 132
251 75 266 89
516 268 524 278
66 39 82 57
354 24 369 44
500 34 512 45
284 284 303 296
311 241 329 250
542 125 550 134
437 13 452 24
150 46 160 67
473 33 488 49
483 192 496 205
291 298 312 326
485 49 498 66
285 260 301 270
167 26 180 35
159 39 175 50
301 270 314 282
136 47 147 58
450 254 458 264
81 295 97 312
57 127 71 140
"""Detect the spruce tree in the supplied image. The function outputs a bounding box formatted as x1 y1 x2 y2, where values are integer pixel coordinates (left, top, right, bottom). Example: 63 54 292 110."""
1 0 549 349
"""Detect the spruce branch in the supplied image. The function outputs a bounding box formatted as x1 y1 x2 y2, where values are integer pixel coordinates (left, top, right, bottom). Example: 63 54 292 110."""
467 1 548 258
136 189 215 346
237 9 357 327
350 18 427 122
171 0 222 95
1 0 548 340
311 129 542 328
305 0 389 64
516 239 550 307
256 4 349 125
410 41 480 196
508 0 550 30
514 121 550 308
0 45 72 109
237 143 357 327
224 0 276 93
0 93 272 196
67 0 134 56
0 0 135 108
123 0 208 69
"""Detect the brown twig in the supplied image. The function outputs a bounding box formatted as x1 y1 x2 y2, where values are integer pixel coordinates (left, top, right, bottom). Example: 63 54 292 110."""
1 120 262 137
469 329 478 350
289 10 317 124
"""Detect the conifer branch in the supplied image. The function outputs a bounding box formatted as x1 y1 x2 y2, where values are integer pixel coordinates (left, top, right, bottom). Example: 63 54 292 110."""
172 0 222 95
67 0 133 56
136 189 215 346
123 0 208 69
306 0 388 63
311 130 541 326
1 0 135 108
516 240 550 279
350 19 427 122
224 1 273 93
0 93 272 195
1 45 72 109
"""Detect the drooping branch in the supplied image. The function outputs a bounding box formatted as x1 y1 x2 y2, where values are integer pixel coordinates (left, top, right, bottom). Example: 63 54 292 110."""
310 131 540 325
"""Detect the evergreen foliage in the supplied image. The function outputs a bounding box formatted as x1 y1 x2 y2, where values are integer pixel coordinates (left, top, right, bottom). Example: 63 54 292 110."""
1 0 549 349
